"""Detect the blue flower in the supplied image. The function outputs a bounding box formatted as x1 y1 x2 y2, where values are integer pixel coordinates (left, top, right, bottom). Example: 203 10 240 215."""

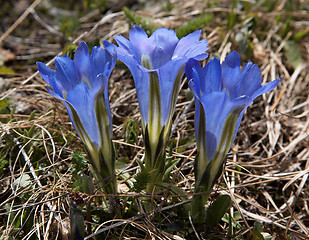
114 26 208 137
185 51 280 222
37 41 117 193
113 26 209 189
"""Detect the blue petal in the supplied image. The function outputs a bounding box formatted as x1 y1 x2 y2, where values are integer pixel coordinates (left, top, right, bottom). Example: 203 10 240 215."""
252 78 281 100
157 58 186 125
184 39 209 60
236 63 263 98
186 58 203 97
102 40 118 71
186 60 206 144
223 51 241 68
103 40 116 57
54 55 79 93
37 62 63 97
66 82 100 146
221 51 242 97
173 30 202 59
36 62 55 86
186 58 221 96
148 28 179 69
199 92 251 160
91 46 108 76
90 43 116 93
73 41 95 88
203 58 221 93
117 54 150 124
114 35 138 57
129 25 150 61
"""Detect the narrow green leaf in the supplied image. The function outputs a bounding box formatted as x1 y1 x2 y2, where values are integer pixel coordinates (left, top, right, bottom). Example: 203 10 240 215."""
293 29 309 41
284 40 303 69
206 194 231 229
28 110 36 121
163 158 180 180
27 125 36 138
0 98 12 111
136 158 146 172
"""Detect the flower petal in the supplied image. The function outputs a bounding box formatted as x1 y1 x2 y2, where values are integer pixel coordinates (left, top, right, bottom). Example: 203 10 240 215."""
203 57 221 93
186 58 203 97
73 41 95 88
37 62 63 97
114 35 137 57
173 30 202 59
117 54 150 124
221 51 242 97
148 28 179 69
173 30 209 61
158 58 186 125
129 25 150 60
66 82 100 147
252 78 281 100
199 92 250 160
236 63 263 98
54 55 79 93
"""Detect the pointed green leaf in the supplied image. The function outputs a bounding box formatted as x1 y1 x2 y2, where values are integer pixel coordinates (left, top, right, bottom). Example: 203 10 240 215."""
163 158 180 180
0 98 12 112
136 158 146 172
28 110 36 121
253 221 265 240
206 194 231 229
27 125 36 138
284 40 303 69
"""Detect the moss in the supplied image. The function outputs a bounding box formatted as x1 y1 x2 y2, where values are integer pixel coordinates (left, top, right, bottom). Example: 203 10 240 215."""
123 7 159 35
175 13 214 38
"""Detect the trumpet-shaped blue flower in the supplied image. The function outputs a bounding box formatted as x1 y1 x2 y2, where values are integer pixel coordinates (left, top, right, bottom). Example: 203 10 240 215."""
185 51 280 222
37 41 117 193
113 26 208 191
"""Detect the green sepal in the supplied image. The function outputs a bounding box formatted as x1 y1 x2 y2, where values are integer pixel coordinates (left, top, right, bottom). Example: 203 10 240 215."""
144 124 166 171
98 147 116 194
148 69 162 146
94 89 114 175
195 101 207 184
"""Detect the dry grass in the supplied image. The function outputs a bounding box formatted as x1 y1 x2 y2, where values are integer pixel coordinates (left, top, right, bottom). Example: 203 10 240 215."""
0 0 308 239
